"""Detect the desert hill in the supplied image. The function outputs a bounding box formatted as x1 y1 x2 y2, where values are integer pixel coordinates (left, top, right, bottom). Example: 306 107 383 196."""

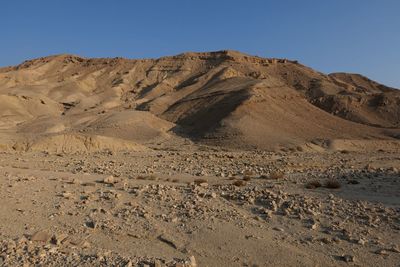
0 50 399 152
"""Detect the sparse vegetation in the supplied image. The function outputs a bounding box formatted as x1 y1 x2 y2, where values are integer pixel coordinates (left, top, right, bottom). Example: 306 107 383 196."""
233 180 246 187
347 180 360 185
136 175 157 180
194 178 208 185
243 176 251 181
242 170 254 181
325 180 342 189
147 175 157 181
305 180 322 189
243 170 254 176
269 171 285 180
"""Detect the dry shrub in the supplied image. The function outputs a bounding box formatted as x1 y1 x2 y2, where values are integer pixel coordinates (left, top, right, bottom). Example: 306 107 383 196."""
340 150 350 154
136 175 157 180
147 175 157 181
233 180 246 187
194 178 208 185
243 176 252 181
243 170 254 176
269 171 285 180
325 180 341 189
305 180 322 189
172 179 180 183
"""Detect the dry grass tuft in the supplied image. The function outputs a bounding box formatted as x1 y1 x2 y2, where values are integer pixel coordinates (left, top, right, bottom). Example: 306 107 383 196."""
269 171 285 180
243 170 254 176
243 176 252 181
194 178 208 185
136 175 157 181
147 175 157 181
232 180 246 187
305 180 322 189
325 180 341 189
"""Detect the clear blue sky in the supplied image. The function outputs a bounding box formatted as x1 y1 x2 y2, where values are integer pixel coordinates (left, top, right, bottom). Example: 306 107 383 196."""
1 0 399 87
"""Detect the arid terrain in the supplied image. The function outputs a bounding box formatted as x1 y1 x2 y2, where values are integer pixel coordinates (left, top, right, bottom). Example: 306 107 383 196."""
0 51 399 266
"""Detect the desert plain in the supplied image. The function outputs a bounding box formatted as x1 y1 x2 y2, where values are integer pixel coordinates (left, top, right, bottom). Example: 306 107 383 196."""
0 51 399 266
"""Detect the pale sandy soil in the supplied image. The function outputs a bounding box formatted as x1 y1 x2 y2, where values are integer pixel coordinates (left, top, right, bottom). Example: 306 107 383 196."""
0 149 399 266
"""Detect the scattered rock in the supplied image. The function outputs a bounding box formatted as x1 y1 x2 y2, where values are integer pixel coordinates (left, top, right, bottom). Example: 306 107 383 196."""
61 191 73 199
51 233 69 245
103 175 116 185
31 230 51 243
85 221 97 229
158 234 181 250
339 254 355 262
375 249 390 255
194 179 207 185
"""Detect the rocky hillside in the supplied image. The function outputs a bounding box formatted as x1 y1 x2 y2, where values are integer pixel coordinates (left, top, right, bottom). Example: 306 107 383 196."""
0 50 399 151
